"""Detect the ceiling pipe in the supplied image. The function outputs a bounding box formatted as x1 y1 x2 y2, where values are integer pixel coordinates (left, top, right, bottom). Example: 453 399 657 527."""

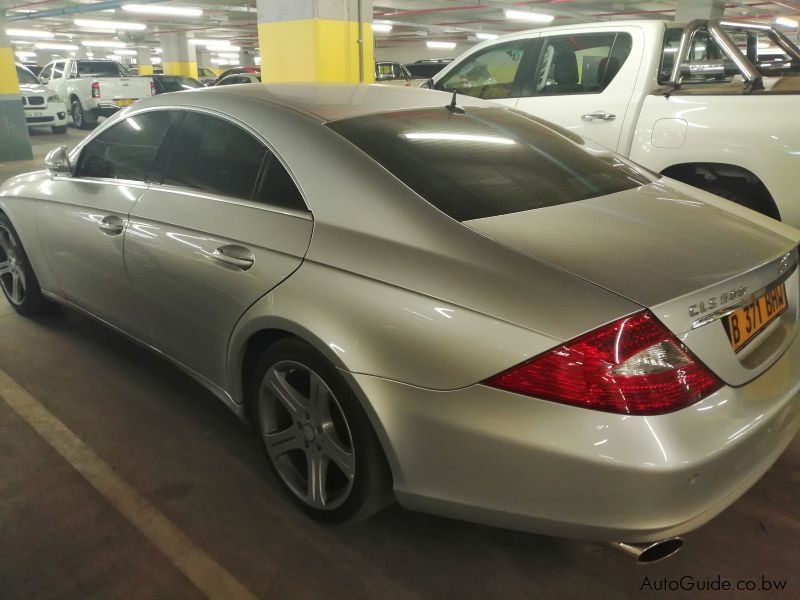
5 0 168 21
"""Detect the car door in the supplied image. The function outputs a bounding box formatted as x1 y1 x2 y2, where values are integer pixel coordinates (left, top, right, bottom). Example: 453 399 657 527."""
434 36 540 107
35 110 178 337
124 110 313 387
514 28 643 151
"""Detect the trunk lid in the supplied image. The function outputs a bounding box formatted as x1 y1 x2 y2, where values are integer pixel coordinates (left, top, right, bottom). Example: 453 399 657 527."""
92 76 152 101
464 181 800 385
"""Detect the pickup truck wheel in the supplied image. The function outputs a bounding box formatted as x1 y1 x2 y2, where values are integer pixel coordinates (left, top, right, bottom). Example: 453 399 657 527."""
70 100 96 130
51 125 68 134
705 185 781 220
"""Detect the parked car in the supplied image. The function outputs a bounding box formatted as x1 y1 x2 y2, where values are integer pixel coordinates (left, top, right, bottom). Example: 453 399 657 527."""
39 58 154 129
197 66 217 86
375 61 428 86
15 63 68 134
405 58 452 79
151 74 204 94
215 72 261 86
212 66 260 85
2 84 798 561
433 18 800 225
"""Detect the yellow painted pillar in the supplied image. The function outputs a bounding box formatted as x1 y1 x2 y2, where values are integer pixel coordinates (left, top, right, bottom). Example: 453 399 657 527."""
162 32 198 79
136 48 154 76
258 0 375 83
0 17 33 161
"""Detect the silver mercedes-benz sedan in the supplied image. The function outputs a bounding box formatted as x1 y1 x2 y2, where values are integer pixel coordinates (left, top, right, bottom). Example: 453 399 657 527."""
1 84 798 560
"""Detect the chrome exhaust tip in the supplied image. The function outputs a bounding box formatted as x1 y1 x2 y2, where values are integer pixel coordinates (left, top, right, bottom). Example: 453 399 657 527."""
609 537 683 564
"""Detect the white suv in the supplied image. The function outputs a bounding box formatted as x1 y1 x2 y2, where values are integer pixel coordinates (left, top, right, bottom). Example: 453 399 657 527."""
16 63 68 134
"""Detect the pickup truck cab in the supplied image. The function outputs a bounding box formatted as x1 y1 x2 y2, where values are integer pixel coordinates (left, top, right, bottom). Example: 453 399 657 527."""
39 59 154 129
15 63 67 134
433 19 800 224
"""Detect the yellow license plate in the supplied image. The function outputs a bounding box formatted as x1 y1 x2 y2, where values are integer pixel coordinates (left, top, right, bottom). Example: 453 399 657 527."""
723 283 787 352
114 99 135 107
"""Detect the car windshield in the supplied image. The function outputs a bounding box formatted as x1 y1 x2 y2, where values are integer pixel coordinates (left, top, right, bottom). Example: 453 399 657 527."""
328 106 655 222
158 76 203 92
16 65 39 85
77 60 127 77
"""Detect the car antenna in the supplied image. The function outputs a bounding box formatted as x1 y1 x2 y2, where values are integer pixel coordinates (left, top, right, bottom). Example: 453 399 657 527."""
445 89 465 114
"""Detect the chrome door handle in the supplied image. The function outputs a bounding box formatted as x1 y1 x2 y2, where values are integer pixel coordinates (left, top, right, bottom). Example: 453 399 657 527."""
211 247 255 271
581 111 616 121
99 215 124 236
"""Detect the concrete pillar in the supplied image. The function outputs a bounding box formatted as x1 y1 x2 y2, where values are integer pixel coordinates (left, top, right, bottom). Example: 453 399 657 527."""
676 0 725 21
240 49 256 67
136 48 154 76
195 48 211 70
162 32 198 79
0 17 33 161
257 0 374 83
35 50 51 67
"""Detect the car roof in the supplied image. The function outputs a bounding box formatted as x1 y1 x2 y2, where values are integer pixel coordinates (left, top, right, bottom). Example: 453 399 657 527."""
139 82 488 122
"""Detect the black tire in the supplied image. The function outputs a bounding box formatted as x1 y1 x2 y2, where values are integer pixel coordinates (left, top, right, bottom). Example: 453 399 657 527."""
705 185 781 220
51 124 68 134
70 99 95 130
252 337 393 523
0 213 51 315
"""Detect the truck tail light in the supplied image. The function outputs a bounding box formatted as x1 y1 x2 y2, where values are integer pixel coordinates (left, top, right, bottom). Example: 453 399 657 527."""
91 81 100 98
483 311 722 415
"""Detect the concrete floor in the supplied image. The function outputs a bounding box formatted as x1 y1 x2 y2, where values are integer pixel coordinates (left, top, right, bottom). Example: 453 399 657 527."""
0 127 798 599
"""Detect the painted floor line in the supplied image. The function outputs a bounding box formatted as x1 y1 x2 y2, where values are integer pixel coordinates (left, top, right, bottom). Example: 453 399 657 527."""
0 368 258 600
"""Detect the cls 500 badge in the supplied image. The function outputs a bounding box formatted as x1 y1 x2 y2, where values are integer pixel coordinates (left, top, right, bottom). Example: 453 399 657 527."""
689 286 748 317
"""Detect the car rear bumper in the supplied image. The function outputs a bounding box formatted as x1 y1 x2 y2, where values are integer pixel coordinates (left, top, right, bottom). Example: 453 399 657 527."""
348 334 800 543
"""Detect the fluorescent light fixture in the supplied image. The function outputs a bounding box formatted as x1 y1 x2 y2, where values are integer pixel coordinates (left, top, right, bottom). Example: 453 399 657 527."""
476 33 499 40
757 41 770 49
113 49 137 56
152 47 162 54
11 40 35 45
206 44 240 51
5 28 55 39
403 132 515 145
372 23 393 33
86 52 95 57
427 41 457 49
74 18 146 30
216 52 240 59
504 10 555 23
189 38 231 46
254 56 261 65
15 51 36 58
121 4 203 17
105 54 119 59
35 42 79 51
82 40 128 48
210 57 229 65
664 47 678 53
152 56 161 64
775 16 799 28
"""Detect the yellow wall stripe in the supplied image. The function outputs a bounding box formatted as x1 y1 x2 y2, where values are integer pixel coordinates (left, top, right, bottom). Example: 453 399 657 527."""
162 61 198 79
0 47 21 95
259 19 375 84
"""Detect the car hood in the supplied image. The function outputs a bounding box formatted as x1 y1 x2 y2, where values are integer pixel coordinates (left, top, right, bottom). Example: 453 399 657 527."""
463 180 800 309
19 83 46 95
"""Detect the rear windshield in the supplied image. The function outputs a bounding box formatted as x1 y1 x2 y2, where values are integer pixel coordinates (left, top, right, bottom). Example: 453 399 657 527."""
328 107 654 222
77 61 127 77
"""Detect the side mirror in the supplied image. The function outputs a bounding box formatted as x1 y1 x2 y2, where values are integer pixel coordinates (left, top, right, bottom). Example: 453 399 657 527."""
421 78 434 89
45 145 72 175
39 76 49 84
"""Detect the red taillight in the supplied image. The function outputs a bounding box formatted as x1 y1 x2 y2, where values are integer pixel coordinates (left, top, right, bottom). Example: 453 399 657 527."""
91 81 100 98
484 311 722 415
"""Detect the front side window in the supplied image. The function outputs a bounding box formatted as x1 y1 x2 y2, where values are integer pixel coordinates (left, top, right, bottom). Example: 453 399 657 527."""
76 111 176 181
531 32 631 96
162 112 265 200
52 61 65 79
39 64 53 81
438 40 529 99
328 107 654 222
16 65 39 85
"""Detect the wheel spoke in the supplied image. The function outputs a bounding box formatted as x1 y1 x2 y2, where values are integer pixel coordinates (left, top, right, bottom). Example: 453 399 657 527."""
0 231 12 256
11 272 24 303
307 371 328 423
264 368 307 417
263 426 305 460
320 430 355 479
0 261 11 277
306 453 328 508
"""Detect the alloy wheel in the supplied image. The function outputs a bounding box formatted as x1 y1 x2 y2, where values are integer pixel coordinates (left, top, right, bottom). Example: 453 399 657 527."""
0 225 26 306
258 360 356 510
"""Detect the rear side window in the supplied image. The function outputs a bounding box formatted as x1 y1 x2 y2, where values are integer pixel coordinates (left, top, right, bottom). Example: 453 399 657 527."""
163 112 265 200
328 107 654 222
76 110 176 181
437 40 530 99
256 157 307 212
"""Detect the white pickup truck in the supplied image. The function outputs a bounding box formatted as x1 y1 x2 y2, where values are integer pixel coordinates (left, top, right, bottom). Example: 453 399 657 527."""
39 58 154 130
433 19 800 224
